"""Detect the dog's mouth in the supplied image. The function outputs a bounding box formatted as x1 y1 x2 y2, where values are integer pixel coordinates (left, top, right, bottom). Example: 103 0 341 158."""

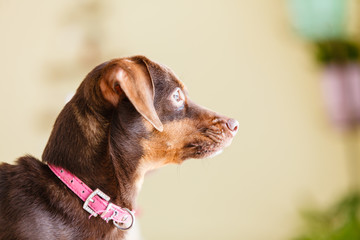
182 122 236 160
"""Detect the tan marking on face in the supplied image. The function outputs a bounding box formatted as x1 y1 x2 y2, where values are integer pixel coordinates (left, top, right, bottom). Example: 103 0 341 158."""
139 106 235 166
133 118 214 192
140 119 201 166
141 117 158 133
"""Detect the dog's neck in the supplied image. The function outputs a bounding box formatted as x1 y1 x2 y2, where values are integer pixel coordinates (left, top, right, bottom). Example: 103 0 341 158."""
42 79 147 211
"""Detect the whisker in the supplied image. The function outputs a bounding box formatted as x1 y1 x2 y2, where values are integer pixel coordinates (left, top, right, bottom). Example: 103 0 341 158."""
207 134 222 143
202 129 223 143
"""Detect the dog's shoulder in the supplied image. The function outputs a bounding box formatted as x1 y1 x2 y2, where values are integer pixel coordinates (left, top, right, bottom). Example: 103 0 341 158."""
0 155 46 178
0 155 52 202
0 156 56 237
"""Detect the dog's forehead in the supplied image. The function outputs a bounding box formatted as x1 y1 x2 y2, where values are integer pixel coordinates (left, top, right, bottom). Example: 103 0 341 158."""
157 63 187 92
165 67 185 89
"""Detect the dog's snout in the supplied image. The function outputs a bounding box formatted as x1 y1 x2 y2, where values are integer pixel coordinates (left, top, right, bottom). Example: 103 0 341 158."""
226 118 239 134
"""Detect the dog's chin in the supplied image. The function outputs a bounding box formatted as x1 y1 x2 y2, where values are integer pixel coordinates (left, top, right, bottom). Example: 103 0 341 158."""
183 137 233 160
193 149 224 160
193 145 228 159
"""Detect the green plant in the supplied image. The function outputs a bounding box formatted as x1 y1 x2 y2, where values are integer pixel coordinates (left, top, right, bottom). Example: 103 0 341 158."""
314 41 360 65
293 192 360 240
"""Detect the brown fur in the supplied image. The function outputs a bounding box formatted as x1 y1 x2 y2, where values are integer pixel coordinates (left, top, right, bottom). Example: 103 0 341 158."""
0 55 237 240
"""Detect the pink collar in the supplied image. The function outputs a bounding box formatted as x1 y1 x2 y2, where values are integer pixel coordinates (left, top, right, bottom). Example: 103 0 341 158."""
48 164 135 231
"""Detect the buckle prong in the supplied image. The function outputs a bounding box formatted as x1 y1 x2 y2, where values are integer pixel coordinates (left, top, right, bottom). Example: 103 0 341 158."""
83 189 110 217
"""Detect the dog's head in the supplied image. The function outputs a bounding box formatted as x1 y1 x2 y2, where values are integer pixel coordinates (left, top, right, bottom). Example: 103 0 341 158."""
43 55 238 178
99 56 238 170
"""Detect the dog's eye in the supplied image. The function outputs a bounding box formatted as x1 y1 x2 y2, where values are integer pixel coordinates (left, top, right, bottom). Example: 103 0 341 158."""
171 88 185 107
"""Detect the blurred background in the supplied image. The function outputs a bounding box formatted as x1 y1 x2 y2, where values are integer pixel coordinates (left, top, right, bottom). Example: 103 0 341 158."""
1 0 360 239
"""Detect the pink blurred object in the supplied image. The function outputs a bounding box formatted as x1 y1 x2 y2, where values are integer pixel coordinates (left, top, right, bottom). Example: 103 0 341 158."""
322 63 360 130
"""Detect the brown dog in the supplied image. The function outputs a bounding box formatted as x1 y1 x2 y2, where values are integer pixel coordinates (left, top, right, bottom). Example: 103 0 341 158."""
0 56 238 240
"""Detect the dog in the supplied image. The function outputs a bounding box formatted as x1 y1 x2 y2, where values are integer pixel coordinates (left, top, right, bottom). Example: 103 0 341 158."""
0 55 238 240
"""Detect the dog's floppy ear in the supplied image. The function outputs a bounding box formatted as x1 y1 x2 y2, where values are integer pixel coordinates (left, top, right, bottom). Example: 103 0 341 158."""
100 58 163 132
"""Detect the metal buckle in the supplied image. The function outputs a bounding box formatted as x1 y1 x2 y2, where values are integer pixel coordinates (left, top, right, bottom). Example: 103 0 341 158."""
83 189 110 217
113 208 135 231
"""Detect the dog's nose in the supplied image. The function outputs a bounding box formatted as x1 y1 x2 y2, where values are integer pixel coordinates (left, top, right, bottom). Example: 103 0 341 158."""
226 118 239 134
